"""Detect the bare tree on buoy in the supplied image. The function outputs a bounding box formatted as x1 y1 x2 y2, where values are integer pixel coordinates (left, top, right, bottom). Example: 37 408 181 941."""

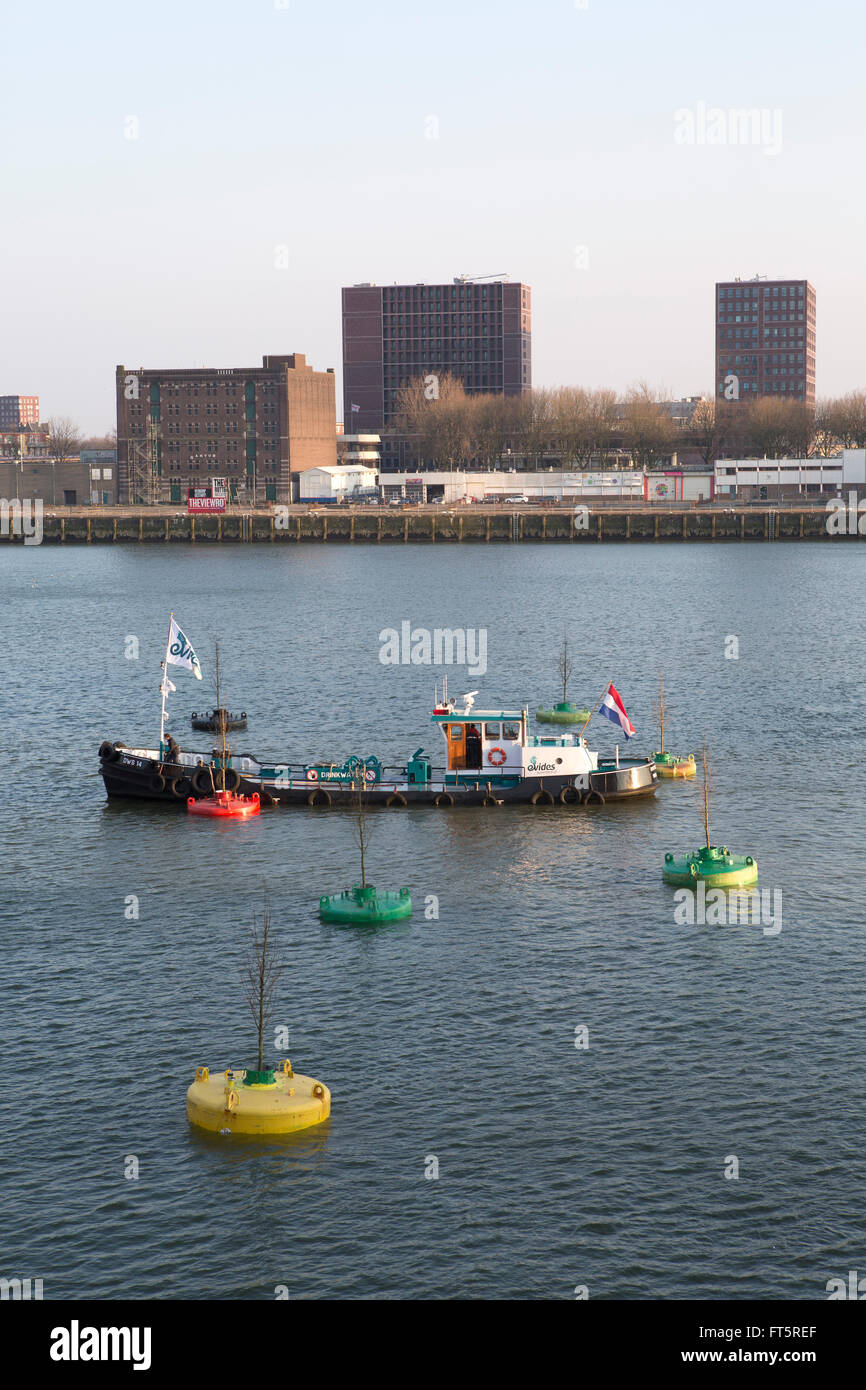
557 631 574 706
244 899 283 1072
319 765 412 924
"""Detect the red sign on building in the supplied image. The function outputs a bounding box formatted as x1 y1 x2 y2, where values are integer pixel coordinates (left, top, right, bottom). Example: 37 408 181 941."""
187 487 226 514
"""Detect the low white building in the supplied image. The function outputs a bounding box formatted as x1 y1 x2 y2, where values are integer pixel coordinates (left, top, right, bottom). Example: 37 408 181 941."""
715 449 866 498
381 469 646 503
299 463 378 501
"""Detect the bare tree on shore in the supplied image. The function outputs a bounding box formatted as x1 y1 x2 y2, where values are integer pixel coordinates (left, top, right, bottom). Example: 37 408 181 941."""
822 391 866 449
620 384 676 472
386 373 866 472
48 416 84 465
745 397 815 459
81 430 117 451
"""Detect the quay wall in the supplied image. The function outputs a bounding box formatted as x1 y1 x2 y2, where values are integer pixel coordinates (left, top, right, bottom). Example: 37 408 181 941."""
1 506 861 544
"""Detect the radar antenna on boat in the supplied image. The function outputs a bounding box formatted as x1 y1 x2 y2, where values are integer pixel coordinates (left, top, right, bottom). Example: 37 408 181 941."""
459 691 479 714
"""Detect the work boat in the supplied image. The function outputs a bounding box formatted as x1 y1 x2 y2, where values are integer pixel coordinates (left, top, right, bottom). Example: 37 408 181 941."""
98 692 657 808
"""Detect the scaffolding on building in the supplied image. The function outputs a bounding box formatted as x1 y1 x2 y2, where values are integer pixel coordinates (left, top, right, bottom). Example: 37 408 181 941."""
126 420 160 503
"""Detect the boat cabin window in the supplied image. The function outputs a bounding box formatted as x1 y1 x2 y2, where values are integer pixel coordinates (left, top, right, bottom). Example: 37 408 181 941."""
502 721 520 741
484 722 500 739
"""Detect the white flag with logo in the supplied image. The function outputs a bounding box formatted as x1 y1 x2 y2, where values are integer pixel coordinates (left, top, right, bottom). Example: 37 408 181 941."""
166 617 202 680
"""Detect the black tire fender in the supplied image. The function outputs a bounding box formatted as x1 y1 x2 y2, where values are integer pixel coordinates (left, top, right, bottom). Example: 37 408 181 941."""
191 766 213 795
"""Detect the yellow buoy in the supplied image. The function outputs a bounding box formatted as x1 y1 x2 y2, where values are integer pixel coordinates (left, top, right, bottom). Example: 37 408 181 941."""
655 752 696 779
186 1059 331 1135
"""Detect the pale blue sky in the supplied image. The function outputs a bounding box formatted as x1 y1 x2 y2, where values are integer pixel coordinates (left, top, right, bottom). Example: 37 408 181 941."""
2 0 862 431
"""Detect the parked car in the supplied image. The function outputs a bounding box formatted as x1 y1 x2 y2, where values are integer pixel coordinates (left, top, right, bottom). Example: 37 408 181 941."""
503 494 529 504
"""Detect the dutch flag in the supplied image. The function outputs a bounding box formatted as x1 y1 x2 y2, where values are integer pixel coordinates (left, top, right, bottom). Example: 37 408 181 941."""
598 682 635 738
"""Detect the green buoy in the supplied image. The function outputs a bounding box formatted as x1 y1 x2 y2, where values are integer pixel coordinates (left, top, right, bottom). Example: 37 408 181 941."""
536 701 591 724
663 747 757 888
663 846 758 889
320 883 412 925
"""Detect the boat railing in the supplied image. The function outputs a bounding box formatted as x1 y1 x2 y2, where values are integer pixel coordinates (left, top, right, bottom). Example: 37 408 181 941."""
179 754 524 787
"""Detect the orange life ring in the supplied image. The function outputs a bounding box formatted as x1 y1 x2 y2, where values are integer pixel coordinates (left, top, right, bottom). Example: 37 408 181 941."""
487 747 507 767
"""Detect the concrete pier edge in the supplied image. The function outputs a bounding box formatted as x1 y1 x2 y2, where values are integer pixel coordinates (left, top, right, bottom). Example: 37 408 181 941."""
1 505 859 544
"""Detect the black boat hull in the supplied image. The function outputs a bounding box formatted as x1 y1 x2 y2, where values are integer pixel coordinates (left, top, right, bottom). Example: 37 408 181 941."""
98 742 657 808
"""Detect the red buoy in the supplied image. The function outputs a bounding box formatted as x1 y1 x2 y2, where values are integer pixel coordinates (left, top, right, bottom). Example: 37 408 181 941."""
187 790 261 819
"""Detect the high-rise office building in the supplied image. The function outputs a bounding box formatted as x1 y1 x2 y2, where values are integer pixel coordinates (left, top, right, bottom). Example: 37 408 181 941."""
0 394 40 427
115 354 336 504
715 278 816 405
342 277 532 434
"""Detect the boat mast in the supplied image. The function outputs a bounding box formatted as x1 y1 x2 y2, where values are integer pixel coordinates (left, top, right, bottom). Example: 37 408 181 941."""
356 782 368 888
215 638 227 793
159 610 174 757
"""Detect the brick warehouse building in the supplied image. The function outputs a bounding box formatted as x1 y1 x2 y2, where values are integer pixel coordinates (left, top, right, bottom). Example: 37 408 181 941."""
342 277 532 439
115 354 337 504
715 277 816 406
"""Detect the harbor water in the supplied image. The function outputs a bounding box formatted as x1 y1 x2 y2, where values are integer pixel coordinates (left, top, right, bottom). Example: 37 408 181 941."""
1 541 864 1300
